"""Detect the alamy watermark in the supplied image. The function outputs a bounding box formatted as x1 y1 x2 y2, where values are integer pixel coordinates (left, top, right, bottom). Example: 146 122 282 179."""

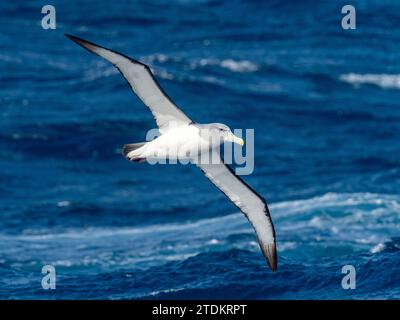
41 5 56 30
341 5 356 30
341 265 356 290
129 127 255 175
41 265 56 290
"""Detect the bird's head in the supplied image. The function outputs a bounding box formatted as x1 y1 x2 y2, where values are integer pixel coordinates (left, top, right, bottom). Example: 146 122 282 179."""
205 123 244 146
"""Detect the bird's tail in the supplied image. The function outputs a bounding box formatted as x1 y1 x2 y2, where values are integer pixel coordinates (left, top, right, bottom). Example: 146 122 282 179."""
122 142 146 162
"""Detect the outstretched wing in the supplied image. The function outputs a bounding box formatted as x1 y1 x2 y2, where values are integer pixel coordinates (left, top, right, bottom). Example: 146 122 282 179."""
196 153 277 271
66 34 192 133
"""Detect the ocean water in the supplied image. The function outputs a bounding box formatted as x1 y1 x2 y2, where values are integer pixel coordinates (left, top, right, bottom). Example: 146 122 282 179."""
1 0 400 299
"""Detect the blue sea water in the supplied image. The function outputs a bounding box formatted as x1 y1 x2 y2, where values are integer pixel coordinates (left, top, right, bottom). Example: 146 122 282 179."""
1 0 400 299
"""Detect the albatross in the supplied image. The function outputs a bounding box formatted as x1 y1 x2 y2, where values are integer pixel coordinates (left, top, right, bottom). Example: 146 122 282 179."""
66 34 277 271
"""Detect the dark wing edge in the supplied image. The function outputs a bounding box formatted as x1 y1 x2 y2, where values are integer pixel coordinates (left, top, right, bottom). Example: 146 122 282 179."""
196 155 277 272
65 34 191 131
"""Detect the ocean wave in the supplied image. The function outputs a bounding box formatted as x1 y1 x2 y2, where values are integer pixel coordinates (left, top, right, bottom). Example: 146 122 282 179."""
272 192 400 215
0 53 22 63
143 53 181 65
0 192 398 270
370 243 386 253
83 61 118 81
144 53 260 73
190 58 259 73
3 192 398 241
340 73 400 89
81 55 260 85
149 287 186 297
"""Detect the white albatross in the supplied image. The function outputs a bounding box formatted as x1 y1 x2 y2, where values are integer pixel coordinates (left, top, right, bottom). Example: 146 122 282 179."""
66 34 277 271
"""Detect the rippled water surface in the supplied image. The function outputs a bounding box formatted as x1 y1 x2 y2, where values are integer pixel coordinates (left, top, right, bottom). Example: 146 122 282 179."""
1 0 400 299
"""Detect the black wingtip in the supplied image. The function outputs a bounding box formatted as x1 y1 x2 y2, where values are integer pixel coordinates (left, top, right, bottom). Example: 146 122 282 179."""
64 34 102 58
65 34 85 45
65 33 77 41
122 143 144 157
265 243 277 272
64 34 149 68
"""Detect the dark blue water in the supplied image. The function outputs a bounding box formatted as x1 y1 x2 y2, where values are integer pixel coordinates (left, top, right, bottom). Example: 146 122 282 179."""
1 0 400 299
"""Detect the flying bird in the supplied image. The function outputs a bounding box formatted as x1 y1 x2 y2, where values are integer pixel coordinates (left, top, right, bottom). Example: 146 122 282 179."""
66 34 277 271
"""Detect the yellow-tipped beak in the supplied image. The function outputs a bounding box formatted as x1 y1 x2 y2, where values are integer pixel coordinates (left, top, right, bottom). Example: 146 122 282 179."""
231 135 244 146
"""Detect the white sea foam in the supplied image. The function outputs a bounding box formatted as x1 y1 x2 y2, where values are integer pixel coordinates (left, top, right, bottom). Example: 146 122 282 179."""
3 192 398 242
83 62 118 81
191 58 259 72
144 53 177 64
145 54 260 74
57 200 71 207
82 53 259 91
370 243 386 254
1 192 398 268
149 287 185 296
220 59 259 72
207 239 220 245
340 73 400 89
